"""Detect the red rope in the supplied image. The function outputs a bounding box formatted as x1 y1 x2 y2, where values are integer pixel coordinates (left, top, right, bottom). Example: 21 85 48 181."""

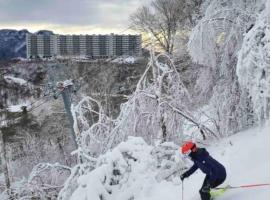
240 183 270 188
216 183 270 190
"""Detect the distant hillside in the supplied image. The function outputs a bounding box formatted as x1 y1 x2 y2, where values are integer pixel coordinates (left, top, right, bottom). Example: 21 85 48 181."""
0 29 54 60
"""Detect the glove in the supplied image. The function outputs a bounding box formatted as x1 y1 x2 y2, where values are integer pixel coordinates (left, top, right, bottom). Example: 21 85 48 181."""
180 173 187 181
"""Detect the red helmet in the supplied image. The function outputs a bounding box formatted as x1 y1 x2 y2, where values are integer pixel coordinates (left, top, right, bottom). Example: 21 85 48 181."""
181 141 197 154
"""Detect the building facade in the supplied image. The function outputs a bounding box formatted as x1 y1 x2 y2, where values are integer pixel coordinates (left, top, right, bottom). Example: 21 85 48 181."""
26 34 57 59
26 33 142 59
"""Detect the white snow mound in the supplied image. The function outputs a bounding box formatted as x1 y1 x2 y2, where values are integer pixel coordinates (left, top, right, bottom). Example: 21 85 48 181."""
4 75 28 86
111 56 137 64
67 137 183 200
63 125 270 200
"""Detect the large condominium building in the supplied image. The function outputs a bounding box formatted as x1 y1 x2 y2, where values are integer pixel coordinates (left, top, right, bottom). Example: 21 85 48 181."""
26 33 142 59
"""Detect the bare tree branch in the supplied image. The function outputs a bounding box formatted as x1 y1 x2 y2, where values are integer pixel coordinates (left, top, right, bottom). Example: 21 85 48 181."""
130 0 202 54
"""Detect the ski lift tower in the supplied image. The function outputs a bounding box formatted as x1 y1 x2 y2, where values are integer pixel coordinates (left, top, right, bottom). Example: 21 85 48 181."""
45 63 80 149
54 79 78 148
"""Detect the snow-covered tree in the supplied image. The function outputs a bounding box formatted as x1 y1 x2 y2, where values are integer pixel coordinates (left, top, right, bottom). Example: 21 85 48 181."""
71 49 217 158
188 0 263 135
0 163 71 200
59 137 187 200
55 47 220 199
237 0 270 124
188 0 261 68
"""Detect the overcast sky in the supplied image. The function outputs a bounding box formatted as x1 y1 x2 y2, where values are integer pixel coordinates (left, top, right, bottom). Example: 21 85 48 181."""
0 0 151 34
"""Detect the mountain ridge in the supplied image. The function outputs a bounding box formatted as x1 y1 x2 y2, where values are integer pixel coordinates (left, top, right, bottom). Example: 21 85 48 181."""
0 29 54 60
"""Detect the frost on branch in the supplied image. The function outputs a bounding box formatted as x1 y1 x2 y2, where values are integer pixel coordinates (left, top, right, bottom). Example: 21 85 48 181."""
71 96 114 157
71 51 217 159
237 4 270 124
187 0 260 135
188 1 256 69
0 163 71 200
65 137 186 200
151 142 186 181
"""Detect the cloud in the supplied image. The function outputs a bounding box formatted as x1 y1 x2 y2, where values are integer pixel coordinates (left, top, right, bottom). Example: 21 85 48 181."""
0 0 151 33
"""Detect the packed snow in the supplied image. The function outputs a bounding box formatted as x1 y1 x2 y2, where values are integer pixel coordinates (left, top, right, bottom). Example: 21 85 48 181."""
64 124 270 200
7 103 31 113
111 56 137 64
4 75 28 86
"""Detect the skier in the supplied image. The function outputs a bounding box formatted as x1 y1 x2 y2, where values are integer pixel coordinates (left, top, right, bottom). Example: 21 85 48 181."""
180 141 226 200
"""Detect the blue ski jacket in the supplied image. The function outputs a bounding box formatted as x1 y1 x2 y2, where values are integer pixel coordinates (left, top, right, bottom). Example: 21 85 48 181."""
183 148 226 182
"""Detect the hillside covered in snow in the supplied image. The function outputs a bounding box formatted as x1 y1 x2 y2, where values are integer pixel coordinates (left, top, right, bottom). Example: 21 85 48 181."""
59 125 270 200
1 0 270 199
59 0 270 199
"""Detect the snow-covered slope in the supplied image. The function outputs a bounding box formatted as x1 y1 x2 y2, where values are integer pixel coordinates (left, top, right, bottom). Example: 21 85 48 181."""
4 75 28 86
59 137 183 200
185 125 270 200
61 124 270 200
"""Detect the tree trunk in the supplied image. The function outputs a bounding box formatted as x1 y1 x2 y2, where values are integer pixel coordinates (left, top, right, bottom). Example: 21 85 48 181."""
161 116 167 143
0 130 11 197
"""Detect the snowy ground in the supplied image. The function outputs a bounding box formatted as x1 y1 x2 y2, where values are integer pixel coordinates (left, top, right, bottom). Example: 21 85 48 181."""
4 75 28 86
111 56 137 64
65 124 270 200
7 102 31 113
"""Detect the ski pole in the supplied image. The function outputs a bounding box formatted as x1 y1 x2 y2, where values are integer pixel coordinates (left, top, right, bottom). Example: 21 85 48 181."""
182 180 184 200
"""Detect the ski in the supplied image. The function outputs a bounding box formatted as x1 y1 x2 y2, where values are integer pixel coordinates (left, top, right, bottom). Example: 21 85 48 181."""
210 185 230 198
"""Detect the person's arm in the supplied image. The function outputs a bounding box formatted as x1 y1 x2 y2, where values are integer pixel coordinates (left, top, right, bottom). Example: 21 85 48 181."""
181 164 198 180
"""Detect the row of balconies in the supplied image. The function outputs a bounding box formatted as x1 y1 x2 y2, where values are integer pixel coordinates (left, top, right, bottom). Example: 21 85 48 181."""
29 45 138 51
27 37 141 58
